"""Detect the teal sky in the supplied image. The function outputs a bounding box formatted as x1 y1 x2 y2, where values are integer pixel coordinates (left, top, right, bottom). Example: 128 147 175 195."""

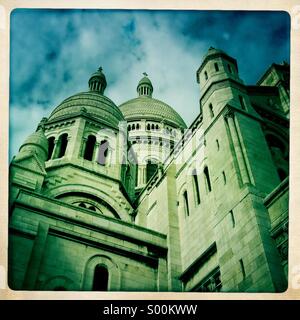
9 10 290 159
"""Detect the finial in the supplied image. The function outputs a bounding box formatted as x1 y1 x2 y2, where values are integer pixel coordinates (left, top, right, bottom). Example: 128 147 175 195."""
89 66 107 94
143 72 148 77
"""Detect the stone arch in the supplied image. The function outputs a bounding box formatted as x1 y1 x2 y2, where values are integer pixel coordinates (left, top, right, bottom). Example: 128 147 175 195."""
54 132 69 159
54 190 121 219
42 275 75 291
82 254 121 291
47 184 131 221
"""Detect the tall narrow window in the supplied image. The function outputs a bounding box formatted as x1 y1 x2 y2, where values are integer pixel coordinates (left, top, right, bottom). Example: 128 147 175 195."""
209 103 214 118
214 62 219 72
84 135 96 161
92 265 109 291
239 95 246 110
147 123 150 130
204 71 208 80
230 210 235 228
239 259 246 279
47 137 55 160
57 133 68 158
222 171 226 185
132 124 135 130
192 170 201 205
204 166 212 192
183 190 189 217
136 123 140 130
98 140 109 165
146 160 158 182
216 139 220 151
227 64 233 74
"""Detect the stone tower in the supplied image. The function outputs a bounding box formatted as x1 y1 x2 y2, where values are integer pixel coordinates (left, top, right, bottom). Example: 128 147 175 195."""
119 74 187 195
8 48 289 292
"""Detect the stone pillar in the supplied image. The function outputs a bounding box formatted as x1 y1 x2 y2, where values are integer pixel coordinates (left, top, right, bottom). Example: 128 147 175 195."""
225 110 250 185
51 139 60 159
165 163 182 291
22 222 49 290
93 142 100 162
157 257 168 291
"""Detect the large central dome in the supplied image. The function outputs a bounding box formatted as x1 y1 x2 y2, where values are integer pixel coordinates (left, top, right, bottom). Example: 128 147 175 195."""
119 74 186 129
48 91 124 128
48 67 124 129
119 96 186 129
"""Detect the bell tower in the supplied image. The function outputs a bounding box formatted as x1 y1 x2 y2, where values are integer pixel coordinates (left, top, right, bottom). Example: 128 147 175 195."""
196 47 255 123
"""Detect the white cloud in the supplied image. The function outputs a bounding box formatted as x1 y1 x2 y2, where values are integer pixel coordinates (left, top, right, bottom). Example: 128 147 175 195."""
9 10 289 159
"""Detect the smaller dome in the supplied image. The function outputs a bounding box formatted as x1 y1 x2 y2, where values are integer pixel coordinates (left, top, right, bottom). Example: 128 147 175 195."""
137 73 153 97
138 76 153 88
17 128 48 162
88 66 107 94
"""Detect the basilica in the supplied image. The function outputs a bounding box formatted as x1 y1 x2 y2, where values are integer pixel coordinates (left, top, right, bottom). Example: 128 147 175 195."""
9 47 289 292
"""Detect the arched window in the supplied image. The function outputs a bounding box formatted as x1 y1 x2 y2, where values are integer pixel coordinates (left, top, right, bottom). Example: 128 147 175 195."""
47 136 55 160
146 160 158 183
204 71 208 80
79 202 86 208
98 140 109 165
84 135 96 161
92 265 109 291
136 123 140 130
209 103 214 118
132 124 135 130
147 123 150 131
183 190 189 217
88 206 96 212
155 124 159 130
57 133 68 158
204 166 212 192
214 62 219 72
151 124 155 130
128 125 131 131
192 170 201 205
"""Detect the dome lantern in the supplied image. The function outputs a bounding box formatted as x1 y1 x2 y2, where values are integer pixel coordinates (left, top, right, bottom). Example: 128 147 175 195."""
88 66 107 94
137 73 153 98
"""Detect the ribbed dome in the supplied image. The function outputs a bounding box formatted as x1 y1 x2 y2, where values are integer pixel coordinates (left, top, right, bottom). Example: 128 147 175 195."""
138 76 153 87
21 130 48 155
119 96 187 129
16 128 48 163
48 91 125 129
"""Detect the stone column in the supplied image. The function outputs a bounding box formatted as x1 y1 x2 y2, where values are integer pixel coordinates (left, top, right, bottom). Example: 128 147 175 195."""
93 142 100 162
224 110 250 185
22 222 49 290
51 139 60 159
